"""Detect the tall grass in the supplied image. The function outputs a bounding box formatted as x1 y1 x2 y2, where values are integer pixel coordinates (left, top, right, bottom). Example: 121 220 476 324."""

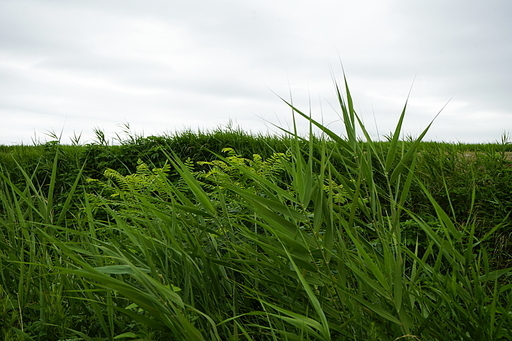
1 77 511 340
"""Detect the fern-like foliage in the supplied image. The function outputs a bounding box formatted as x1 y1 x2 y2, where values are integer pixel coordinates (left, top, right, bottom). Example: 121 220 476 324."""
86 159 172 207
195 147 291 193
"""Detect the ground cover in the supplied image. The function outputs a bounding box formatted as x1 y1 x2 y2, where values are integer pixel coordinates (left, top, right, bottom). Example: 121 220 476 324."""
0 79 511 340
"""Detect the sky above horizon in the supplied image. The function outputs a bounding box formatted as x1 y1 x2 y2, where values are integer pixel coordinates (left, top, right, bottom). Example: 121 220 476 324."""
1 0 511 145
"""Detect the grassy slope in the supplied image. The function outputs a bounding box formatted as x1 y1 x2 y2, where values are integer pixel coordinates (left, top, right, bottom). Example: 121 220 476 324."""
0 82 511 340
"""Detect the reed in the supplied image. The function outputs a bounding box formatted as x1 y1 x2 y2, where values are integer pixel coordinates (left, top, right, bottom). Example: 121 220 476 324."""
0 76 511 340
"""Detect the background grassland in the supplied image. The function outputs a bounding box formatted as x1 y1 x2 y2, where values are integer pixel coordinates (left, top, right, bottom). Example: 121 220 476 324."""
1 126 510 238
0 81 511 340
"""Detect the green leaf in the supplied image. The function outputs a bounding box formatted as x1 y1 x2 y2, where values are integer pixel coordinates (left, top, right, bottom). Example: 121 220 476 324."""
93 265 150 275
114 332 138 339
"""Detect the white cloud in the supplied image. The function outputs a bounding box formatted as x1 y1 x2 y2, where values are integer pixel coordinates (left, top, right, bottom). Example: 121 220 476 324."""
1 0 511 144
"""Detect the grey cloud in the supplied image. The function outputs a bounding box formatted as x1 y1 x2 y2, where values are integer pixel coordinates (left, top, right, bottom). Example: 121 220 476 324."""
1 0 511 144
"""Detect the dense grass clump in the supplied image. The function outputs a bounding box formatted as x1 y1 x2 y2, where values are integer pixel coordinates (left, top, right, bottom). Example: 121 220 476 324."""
0 78 511 340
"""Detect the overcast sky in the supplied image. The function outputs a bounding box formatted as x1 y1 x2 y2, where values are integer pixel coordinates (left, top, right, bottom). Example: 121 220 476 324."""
1 0 511 145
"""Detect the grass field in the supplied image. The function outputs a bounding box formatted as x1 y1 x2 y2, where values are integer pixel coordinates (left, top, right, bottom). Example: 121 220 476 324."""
1 79 511 340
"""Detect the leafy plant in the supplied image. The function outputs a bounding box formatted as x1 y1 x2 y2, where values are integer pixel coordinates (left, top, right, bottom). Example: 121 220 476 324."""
1 75 511 340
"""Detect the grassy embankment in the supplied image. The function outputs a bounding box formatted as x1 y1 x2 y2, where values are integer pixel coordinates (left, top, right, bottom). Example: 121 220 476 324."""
0 79 511 340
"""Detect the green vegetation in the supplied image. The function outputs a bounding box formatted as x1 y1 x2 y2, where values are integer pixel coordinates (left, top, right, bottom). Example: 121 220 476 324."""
0 78 511 340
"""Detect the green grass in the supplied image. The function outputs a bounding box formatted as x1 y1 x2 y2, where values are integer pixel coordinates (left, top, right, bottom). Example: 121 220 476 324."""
0 77 511 340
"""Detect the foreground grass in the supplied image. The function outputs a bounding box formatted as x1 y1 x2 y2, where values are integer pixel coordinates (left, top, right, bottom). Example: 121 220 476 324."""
1 78 511 340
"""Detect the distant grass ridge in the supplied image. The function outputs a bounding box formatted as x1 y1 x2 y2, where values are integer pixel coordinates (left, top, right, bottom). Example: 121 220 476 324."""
1 122 510 236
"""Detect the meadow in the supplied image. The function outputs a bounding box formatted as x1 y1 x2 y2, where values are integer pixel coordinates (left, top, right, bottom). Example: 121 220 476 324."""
0 80 511 340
